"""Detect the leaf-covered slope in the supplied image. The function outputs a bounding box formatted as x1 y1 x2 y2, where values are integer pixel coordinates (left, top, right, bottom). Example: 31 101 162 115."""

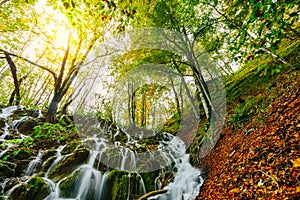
196 40 300 199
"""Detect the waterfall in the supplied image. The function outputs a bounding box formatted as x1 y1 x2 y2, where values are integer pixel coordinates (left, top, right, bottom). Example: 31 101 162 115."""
0 106 19 120
0 106 205 200
45 145 66 178
149 137 204 200
25 151 43 176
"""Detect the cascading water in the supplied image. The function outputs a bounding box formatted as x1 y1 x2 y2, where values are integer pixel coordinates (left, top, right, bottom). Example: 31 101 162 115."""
0 106 205 200
149 137 204 200
25 151 43 176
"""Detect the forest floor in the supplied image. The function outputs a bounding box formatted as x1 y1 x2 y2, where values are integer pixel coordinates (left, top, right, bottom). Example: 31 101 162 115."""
196 69 300 199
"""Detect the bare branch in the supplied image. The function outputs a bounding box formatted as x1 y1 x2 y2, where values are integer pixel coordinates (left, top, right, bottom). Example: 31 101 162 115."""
137 189 168 200
0 49 58 80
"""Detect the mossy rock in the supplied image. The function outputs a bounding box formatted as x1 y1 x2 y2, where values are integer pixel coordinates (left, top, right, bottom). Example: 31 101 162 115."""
8 177 50 200
0 195 5 200
1 177 28 194
48 148 89 182
26 177 50 200
13 148 32 160
41 149 56 163
59 167 108 199
0 160 16 180
17 118 39 134
40 156 56 174
141 170 160 192
107 170 129 200
14 159 31 177
0 118 5 129
61 140 83 155
59 169 81 198
8 183 27 200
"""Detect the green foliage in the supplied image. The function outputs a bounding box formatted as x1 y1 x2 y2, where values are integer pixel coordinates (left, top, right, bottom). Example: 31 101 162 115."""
189 121 209 166
33 118 78 144
228 95 267 129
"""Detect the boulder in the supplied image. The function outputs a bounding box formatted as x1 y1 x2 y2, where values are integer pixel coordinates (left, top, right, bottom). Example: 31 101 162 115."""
8 177 50 200
47 148 89 181
0 118 5 129
0 161 16 181
17 119 39 135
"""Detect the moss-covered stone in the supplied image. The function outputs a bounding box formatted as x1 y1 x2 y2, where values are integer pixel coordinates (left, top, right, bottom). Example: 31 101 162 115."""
14 159 31 176
40 156 56 173
0 118 5 129
26 177 50 200
48 148 89 182
8 183 27 200
0 160 16 180
13 148 31 160
140 170 160 192
58 169 81 198
8 177 50 200
61 140 82 155
0 195 5 200
107 170 129 200
17 119 39 135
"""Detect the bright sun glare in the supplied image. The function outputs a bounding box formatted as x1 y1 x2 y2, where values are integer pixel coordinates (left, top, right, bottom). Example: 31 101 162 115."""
24 0 71 58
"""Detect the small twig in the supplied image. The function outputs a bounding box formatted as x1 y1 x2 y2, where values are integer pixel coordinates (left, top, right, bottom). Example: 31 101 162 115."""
255 169 280 190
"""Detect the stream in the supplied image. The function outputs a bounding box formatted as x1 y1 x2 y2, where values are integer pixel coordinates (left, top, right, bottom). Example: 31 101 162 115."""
0 106 205 200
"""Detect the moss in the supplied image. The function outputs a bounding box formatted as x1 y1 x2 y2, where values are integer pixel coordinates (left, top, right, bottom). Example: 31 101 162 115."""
13 148 32 160
61 140 82 155
161 113 181 134
48 148 89 182
8 183 27 200
107 170 129 200
140 170 160 192
8 177 50 200
0 160 16 180
26 177 50 200
59 169 81 198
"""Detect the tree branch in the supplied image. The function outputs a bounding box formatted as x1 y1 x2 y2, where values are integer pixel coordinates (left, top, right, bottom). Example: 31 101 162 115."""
0 49 58 80
137 189 168 200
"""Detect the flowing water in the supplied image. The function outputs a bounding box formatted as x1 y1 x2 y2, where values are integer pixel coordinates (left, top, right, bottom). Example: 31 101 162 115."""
0 106 204 200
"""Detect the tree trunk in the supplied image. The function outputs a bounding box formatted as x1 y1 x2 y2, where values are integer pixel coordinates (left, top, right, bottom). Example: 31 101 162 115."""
170 77 181 116
5 53 21 105
46 92 63 123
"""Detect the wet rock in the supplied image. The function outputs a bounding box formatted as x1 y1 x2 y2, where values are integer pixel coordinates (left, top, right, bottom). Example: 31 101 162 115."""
0 118 5 129
8 177 50 200
107 170 129 200
61 140 82 155
14 160 31 177
17 119 39 135
2 177 29 194
0 161 16 180
59 169 81 198
48 148 89 182
40 156 55 174
27 110 41 118
8 183 27 200
13 149 31 160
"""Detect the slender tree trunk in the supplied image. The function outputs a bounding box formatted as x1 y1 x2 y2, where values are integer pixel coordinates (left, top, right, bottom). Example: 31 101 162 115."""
170 77 181 116
5 53 21 105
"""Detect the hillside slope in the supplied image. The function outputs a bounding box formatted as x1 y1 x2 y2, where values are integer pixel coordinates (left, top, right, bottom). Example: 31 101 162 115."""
196 40 300 199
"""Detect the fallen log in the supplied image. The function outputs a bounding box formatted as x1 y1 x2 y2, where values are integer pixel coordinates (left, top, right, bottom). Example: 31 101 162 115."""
137 189 168 200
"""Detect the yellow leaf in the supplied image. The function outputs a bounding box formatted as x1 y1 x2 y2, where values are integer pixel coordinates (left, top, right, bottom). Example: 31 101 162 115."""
297 186 300 193
257 179 264 187
292 158 300 168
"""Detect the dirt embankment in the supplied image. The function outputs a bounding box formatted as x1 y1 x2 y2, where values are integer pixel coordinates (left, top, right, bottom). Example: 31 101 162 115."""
197 73 300 199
